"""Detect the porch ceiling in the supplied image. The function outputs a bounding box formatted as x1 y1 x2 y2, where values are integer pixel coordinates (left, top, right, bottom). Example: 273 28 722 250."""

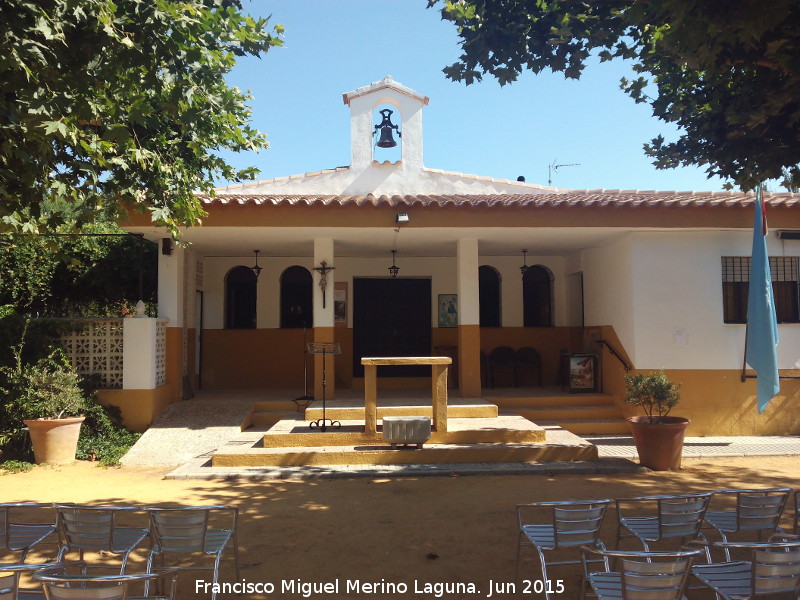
127 226 640 257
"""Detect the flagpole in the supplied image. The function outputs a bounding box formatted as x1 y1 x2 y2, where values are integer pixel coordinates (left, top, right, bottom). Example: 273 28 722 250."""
741 325 748 383
745 184 780 413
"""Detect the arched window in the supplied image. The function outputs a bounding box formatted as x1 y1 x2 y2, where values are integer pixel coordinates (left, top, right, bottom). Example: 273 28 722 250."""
523 265 554 327
225 266 257 329
479 265 501 327
280 266 313 328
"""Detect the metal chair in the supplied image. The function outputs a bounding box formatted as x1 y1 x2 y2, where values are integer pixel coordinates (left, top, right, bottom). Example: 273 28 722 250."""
144 506 239 600
0 503 57 563
703 487 791 560
691 540 800 599
54 505 148 574
1 562 86 600
34 562 177 600
616 493 712 554
515 499 612 600
480 351 491 388
581 547 704 600
0 562 49 600
515 347 543 387
489 346 518 387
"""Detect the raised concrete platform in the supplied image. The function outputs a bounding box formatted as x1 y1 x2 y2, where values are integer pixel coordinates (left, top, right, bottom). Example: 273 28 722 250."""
184 424 610 477
259 414 545 447
211 390 598 469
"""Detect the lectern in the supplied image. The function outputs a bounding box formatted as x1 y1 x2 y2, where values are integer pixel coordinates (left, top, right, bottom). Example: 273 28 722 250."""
306 342 341 431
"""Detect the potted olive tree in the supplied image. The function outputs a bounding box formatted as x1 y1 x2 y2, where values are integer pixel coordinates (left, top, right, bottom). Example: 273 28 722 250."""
3 353 86 464
624 370 689 471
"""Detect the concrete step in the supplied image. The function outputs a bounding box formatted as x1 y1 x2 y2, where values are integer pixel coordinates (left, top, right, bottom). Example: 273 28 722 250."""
212 439 598 468
251 400 307 412
488 394 618 409
535 419 631 435
249 411 302 428
304 403 498 421
260 416 546 448
517 405 624 421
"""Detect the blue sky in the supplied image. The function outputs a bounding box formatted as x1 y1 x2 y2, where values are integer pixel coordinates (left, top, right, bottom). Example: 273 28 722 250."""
218 1 727 192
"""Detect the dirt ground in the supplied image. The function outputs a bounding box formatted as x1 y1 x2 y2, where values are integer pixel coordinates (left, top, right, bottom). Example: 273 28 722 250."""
3 456 799 600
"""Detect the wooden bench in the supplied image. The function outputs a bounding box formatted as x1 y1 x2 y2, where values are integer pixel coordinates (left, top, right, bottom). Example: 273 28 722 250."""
361 356 451 437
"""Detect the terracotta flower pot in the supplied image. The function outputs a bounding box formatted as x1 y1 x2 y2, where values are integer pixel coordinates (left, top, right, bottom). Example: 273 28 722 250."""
24 416 85 464
627 416 690 471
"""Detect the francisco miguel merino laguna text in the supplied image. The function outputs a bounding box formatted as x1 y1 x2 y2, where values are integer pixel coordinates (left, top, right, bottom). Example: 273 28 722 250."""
196 577 565 596
196 578 483 597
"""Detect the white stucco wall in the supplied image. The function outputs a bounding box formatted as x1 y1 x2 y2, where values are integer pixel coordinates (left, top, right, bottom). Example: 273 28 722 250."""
582 235 637 359
582 231 800 370
201 254 568 330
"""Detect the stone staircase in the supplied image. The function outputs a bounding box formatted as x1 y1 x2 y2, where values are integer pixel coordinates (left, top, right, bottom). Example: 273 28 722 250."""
486 392 630 435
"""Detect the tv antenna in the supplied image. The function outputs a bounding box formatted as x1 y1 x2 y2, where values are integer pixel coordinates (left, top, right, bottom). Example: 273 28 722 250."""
548 160 580 186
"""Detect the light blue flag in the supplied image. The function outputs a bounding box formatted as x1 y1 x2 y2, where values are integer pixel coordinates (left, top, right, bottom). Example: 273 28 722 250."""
746 186 780 413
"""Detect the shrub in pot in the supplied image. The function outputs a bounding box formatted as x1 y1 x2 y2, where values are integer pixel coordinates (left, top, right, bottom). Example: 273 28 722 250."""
3 353 86 464
624 370 688 471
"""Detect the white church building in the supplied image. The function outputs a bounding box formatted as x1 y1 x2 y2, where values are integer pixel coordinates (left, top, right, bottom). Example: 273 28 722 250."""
109 76 800 437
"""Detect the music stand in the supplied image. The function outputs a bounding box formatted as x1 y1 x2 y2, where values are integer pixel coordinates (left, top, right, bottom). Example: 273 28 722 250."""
306 342 341 431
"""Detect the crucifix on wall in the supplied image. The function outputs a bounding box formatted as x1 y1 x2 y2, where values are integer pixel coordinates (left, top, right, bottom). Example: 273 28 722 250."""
313 260 335 308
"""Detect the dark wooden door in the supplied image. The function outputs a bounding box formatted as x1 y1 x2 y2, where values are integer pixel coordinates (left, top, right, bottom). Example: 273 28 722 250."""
353 278 431 377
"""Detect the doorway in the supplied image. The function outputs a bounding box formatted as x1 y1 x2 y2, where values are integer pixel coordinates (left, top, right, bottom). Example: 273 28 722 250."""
353 278 431 377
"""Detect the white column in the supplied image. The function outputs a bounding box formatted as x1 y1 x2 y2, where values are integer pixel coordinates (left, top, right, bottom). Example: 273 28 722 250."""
457 238 482 396
457 238 480 325
313 238 335 327
122 317 158 389
157 239 184 326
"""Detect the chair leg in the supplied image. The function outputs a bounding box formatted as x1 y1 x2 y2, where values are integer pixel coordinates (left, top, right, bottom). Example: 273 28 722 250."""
145 549 157 596
514 533 526 583
211 553 224 600
717 531 731 561
232 534 241 581
120 549 132 574
535 548 552 600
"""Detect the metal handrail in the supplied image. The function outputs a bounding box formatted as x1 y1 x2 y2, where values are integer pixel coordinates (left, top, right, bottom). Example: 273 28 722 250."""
595 339 632 372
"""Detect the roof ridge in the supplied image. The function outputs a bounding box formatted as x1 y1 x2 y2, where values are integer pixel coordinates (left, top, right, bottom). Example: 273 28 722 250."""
214 167 350 192
421 168 562 192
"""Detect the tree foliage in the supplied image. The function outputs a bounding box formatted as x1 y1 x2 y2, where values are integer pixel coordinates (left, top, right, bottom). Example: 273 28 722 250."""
431 0 800 190
0 224 157 315
0 0 283 235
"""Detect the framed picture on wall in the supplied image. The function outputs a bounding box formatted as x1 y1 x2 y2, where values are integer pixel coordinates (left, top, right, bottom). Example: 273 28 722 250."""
334 283 347 327
438 294 458 328
568 354 597 392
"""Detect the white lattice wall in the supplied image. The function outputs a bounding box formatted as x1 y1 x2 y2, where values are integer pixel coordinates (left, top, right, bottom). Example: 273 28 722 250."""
60 319 124 389
155 319 167 386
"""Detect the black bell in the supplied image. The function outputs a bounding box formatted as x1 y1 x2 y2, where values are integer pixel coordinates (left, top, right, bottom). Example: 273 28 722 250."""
374 108 401 148
377 127 397 148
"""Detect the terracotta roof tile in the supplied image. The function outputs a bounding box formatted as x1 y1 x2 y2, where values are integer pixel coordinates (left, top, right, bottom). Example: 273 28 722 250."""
197 190 800 209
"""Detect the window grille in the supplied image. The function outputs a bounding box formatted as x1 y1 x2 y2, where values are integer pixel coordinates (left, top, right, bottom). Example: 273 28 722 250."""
721 257 800 323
